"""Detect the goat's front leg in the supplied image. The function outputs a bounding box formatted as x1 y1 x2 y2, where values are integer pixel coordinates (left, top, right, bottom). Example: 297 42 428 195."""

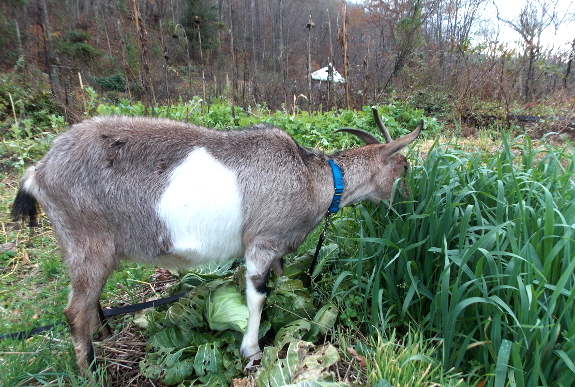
240 247 277 366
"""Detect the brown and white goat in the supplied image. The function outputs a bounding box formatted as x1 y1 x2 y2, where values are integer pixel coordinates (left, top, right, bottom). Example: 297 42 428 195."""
12 112 422 373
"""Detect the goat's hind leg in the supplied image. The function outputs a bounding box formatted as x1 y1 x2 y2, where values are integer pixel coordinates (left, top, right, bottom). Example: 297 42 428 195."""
63 247 117 374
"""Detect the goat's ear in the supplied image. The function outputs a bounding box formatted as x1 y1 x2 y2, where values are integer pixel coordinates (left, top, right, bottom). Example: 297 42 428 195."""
381 119 424 157
335 128 381 145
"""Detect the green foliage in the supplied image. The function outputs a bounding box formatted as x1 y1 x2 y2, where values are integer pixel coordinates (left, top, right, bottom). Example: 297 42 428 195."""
0 71 64 137
141 258 338 385
365 329 468 386
255 341 343 387
331 134 575 386
83 89 440 151
2 134 55 171
0 328 100 387
56 31 102 62
179 0 222 54
91 73 126 92
4 96 574 386
0 19 19 69
206 284 249 332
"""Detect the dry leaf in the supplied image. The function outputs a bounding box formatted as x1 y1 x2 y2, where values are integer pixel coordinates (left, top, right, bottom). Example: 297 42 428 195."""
346 346 367 368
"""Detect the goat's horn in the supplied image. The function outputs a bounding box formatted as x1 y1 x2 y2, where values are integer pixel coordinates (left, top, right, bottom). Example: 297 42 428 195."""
371 107 392 144
335 128 381 145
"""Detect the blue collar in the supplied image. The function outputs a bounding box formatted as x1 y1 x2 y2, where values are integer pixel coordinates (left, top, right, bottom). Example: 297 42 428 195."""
327 160 344 213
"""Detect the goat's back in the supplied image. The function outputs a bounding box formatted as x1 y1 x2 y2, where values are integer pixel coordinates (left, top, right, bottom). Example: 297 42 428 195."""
19 116 326 265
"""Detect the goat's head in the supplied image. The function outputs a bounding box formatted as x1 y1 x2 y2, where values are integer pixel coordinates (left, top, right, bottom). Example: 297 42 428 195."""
335 107 423 203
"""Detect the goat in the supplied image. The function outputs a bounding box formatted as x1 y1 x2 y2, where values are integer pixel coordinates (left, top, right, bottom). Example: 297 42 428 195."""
11 110 422 373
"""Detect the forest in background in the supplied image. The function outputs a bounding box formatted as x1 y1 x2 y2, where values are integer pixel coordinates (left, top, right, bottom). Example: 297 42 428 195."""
1 0 574 128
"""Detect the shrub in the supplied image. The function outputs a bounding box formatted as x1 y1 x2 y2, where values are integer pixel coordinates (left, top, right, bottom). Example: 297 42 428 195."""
92 74 126 92
57 31 102 62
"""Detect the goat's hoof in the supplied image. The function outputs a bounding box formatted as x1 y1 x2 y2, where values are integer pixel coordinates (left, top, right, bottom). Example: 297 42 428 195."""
242 348 263 373
243 357 262 373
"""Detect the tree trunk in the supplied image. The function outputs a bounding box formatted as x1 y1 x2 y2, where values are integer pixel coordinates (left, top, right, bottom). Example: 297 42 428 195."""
340 1 350 110
40 0 53 75
362 37 370 108
525 44 536 101
132 0 156 108
327 8 336 111
564 38 575 89
228 0 237 123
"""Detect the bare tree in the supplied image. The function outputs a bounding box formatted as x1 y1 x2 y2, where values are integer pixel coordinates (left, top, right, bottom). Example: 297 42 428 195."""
565 37 575 88
496 0 560 100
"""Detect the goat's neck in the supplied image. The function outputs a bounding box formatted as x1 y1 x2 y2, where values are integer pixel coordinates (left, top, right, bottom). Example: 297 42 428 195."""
329 147 378 208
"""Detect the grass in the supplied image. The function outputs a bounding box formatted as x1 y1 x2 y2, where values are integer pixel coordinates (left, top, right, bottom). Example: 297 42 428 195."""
366 329 468 387
0 98 574 386
325 134 575 386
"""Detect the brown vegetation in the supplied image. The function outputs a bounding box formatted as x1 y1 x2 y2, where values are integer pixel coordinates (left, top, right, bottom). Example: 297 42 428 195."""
0 0 573 126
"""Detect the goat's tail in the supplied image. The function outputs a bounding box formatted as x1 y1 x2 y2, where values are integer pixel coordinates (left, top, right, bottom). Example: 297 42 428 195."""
12 185 39 228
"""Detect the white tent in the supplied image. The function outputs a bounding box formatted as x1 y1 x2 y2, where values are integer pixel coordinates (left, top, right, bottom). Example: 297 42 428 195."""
310 63 345 83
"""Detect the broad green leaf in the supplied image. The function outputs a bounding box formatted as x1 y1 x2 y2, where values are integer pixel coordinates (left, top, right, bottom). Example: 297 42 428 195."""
373 380 393 387
307 304 338 339
197 373 229 386
181 259 236 286
267 278 316 331
311 243 339 278
255 341 340 387
274 319 311 347
193 342 224 377
166 299 206 329
282 253 313 279
206 284 249 332
149 325 209 350
140 346 195 385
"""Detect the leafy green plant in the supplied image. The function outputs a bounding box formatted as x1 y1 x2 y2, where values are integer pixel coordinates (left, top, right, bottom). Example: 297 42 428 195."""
56 31 102 62
92 74 126 92
365 329 469 387
2 134 57 170
80 93 441 151
140 257 338 385
0 71 64 136
6 97 573 386
331 134 575 386
255 341 344 387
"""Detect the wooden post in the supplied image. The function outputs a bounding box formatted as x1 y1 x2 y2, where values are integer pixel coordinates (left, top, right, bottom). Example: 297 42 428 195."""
306 15 315 113
327 9 336 111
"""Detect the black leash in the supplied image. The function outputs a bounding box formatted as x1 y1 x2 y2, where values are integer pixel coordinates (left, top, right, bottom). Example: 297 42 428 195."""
3 159 345 341
305 213 333 287
305 158 344 287
0 292 187 342
4 224 333 341
100 292 186 317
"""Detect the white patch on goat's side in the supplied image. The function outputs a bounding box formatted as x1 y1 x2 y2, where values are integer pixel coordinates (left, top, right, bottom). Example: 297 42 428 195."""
156 147 244 266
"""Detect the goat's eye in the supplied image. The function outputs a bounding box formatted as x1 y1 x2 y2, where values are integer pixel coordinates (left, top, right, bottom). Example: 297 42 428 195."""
403 165 408 176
